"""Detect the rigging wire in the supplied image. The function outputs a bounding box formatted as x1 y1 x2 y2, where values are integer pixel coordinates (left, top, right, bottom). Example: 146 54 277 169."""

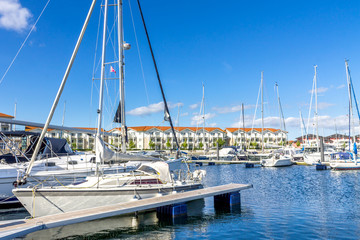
136 0 180 151
90 2 103 127
128 0 150 105
0 0 51 86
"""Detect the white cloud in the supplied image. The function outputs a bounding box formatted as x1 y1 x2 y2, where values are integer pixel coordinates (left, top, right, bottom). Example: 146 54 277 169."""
308 87 328 94
208 123 217 127
223 62 232 72
191 113 216 126
213 104 254 114
0 0 32 32
180 112 189 117
337 84 346 89
127 101 182 116
231 114 359 133
189 103 199 110
318 102 335 110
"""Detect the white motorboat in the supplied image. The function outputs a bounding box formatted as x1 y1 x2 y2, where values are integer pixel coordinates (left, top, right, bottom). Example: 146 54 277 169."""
13 161 205 217
261 154 293 167
207 147 238 161
303 147 336 165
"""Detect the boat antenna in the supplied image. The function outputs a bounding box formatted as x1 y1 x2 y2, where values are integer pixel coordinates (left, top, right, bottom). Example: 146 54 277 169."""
136 0 180 154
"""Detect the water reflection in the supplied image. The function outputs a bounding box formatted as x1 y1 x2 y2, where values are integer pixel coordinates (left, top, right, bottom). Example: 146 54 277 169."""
10 164 360 239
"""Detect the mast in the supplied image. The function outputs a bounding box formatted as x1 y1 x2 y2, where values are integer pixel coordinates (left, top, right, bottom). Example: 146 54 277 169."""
314 65 319 152
61 101 66 138
242 103 245 150
261 71 264 153
117 0 126 153
345 60 353 151
13 102 17 131
96 0 108 144
299 109 304 145
275 82 282 146
21 0 97 182
202 83 206 153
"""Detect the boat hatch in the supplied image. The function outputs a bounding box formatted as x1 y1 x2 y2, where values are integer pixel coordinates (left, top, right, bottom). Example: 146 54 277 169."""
131 179 162 185
67 160 78 165
45 162 56 167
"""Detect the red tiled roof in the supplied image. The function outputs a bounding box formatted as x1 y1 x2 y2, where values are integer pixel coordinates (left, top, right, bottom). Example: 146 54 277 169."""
110 126 226 133
25 126 55 132
25 126 103 132
0 113 14 118
226 127 282 133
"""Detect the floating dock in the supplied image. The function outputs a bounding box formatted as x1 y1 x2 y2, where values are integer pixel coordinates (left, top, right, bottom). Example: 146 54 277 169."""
0 183 252 239
185 160 260 165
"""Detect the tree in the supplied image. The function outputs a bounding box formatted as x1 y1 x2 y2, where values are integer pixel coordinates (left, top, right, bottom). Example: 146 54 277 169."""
234 141 238 146
296 141 301 147
181 139 188 150
149 140 155 149
166 139 171 149
250 141 258 149
129 140 136 149
279 141 283 146
216 138 225 148
198 141 203 149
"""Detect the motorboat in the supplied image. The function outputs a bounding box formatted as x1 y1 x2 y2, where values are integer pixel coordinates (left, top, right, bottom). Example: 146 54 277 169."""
303 146 336 165
261 153 293 167
13 161 205 217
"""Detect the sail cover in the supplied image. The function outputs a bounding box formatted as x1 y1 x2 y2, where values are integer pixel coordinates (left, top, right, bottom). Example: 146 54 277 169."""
113 102 121 123
95 136 159 163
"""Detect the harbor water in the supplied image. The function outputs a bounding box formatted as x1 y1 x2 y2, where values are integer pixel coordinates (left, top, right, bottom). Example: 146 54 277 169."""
3 164 360 239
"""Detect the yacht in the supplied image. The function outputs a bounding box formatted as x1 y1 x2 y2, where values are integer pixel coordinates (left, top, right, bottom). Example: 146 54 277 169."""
13 161 205 217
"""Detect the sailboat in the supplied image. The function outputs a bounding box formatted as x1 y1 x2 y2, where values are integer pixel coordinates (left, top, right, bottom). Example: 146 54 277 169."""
261 82 292 167
330 60 360 170
13 0 205 217
247 72 271 161
303 66 336 165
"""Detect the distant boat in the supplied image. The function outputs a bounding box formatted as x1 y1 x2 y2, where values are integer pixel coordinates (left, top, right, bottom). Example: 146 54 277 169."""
330 60 360 170
329 152 360 170
261 153 292 167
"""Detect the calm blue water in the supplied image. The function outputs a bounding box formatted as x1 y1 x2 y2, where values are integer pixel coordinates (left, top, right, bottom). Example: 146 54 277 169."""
4 164 360 239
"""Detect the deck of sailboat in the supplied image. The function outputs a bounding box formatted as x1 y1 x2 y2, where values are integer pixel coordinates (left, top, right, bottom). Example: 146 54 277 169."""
0 183 252 239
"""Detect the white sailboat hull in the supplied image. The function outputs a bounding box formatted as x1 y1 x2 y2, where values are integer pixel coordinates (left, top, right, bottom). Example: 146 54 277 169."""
13 183 203 217
330 161 360 170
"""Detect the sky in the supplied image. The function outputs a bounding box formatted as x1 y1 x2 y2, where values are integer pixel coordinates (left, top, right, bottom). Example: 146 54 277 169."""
1 0 360 140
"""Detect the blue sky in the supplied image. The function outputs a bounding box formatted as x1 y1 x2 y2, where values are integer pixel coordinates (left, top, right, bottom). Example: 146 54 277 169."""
1 0 360 140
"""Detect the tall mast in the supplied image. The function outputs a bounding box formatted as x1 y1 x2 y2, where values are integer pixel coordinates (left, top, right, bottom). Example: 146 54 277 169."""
345 60 353 151
299 109 304 145
261 71 264 153
117 0 126 153
314 65 319 152
61 101 66 138
202 83 205 153
13 102 17 131
96 0 108 142
275 82 282 137
242 103 245 150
